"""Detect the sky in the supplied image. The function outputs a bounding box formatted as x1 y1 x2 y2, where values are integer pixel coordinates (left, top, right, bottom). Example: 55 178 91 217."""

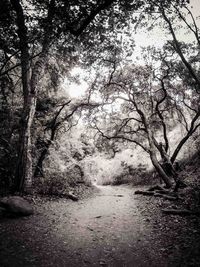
132 0 200 61
63 0 200 99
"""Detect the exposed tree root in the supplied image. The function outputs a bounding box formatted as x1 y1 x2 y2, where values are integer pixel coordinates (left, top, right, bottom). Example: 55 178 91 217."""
154 193 177 201
135 188 178 201
147 185 165 192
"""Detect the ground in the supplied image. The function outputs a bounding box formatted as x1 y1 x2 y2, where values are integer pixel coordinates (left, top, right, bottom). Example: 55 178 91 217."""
0 185 200 267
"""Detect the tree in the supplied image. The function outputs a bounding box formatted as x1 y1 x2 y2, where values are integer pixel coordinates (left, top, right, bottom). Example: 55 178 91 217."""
34 96 100 177
87 1 200 188
0 0 190 192
0 0 137 192
91 51 200 188
158 1 200 92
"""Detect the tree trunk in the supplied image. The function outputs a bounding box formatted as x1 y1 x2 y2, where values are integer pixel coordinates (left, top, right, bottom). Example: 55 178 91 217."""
34 115 61 178
135 104 173 188
15 56 47 192
147 130 173 188
171 134 191 164
11 0 54 193
156 142 178 180
34 100 73 178
34 142 50 178
150 151 173 188
10 0 33 192
15 94 37 192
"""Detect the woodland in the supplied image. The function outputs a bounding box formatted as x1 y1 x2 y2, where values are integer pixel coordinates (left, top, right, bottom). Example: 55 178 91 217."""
0 0 200 196
0 0 200 266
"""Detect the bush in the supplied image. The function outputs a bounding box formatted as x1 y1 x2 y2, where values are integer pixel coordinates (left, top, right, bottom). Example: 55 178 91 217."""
34 162 89 196
34 143 88 195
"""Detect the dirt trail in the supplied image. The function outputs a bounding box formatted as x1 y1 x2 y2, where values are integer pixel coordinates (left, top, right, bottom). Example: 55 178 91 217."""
0 185 199 267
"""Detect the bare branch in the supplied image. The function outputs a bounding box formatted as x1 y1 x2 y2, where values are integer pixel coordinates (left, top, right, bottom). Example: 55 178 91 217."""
154 74 169 152
94 122 150 154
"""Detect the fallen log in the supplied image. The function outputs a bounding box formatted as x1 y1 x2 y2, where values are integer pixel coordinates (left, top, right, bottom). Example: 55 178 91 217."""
162 209 200 216
134 190 154 196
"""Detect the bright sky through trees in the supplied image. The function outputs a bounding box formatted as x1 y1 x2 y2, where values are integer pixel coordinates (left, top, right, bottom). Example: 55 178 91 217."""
63 0 200 99
62 67 89 98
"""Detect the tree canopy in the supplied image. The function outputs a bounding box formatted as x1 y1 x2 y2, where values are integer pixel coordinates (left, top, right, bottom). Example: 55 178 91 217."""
0 0 199 192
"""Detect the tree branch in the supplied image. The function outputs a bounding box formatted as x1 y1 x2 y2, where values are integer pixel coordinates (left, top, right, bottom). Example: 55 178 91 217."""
160 5 200 90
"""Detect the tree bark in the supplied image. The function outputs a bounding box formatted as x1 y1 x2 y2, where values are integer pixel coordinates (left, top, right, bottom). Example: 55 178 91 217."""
34 144 49 178
147 130 173 188
11 0 54 192
15 95 36 192
132 100 173 188
15 56 47 192
10 0 33 192
154 142 178 180
150 151 173 188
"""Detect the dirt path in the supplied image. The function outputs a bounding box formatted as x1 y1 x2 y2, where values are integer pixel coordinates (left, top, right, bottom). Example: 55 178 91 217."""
0 185 200 267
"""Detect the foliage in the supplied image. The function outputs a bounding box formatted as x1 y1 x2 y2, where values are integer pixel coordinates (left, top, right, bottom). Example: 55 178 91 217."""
82 147 153 185
34 128 95 195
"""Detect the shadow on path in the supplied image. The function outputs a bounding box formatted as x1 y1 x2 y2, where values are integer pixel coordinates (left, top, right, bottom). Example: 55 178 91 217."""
0 185 199 266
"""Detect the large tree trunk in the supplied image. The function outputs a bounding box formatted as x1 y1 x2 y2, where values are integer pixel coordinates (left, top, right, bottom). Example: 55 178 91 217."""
11 0 54 192
15 94 37 192
10 0 32 192
15 56 47 192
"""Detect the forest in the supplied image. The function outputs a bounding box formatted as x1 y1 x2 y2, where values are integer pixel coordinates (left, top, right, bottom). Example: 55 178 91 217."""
0 0 200 266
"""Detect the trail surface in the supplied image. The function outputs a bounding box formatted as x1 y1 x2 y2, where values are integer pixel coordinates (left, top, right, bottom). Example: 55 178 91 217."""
0 185 199 267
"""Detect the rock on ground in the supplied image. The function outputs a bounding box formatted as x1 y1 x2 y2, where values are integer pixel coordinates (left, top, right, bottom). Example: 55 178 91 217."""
0 196 34 216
